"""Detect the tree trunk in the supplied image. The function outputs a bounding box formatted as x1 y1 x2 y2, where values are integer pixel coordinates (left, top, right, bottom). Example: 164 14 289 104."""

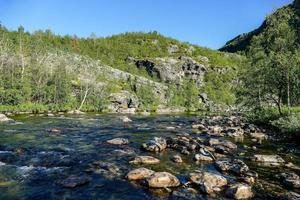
78 87 89 111
287 72 291 114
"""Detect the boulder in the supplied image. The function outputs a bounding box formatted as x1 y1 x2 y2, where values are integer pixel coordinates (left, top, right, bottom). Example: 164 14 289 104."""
225 127 244 137
119 116 132 123
251 154 285 163
57 175 90 188
215 159 249 175
146 172 180 188
279 172 300 188
195 154 213 162
108 90 139 113
106 138 129 145
171 155 183 163
225 183 253 199
249 132 268 141
0 114 13 123
129 156 160 165
142 137 167 152
67 110 85 115
189 171 228 194
126 168 155 180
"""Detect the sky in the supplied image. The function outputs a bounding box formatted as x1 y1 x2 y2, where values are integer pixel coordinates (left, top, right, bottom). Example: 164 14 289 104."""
0 0 294 49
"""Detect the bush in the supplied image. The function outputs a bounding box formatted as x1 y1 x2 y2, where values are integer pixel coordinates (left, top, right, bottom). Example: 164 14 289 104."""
271 114 300 134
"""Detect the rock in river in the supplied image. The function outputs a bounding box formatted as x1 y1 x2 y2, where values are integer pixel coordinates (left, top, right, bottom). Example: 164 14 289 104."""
225 183 253 199
126 168 155 180
142 137 167 152
129 156 160 165
189 171 228 194
0 114 13 123
278 172 300 188
215 159 249 175
146 172 180 188
171 155 183 163
106 138 129 145
57 175 90 188
251 154 285 163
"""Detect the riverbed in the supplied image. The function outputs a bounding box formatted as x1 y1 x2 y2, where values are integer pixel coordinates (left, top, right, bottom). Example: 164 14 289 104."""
0 114 299 199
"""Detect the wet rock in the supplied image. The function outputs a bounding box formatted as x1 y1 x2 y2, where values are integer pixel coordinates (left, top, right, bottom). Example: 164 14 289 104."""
251 154 285 163
207 125 223 136
129 156 160 165
225 127 244 137
241 170 258 185
57 175 90 188
0 114 13 123
90 161 120 175
146 172 180 188
171 155 183 163
120 116 132 123
194 154 213 162
278 172 300 188
285 162 300 170
191 124 206 131
126 168 155 180
215 159 249 175
250 132 267 141
225 183 253 199
47 128 62 134
189 171 228 194
142 137 167 152
208 138 237 150
106 138 129 145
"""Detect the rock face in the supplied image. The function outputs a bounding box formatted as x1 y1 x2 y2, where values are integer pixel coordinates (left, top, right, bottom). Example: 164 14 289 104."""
251 154 285 163
146 172 180 188
106 138 129 145
129 156 160 165
189 172 228 194
225 183 253 199
126 168 155 180
108 90 139 113
279 172 300 188
0 114 13 123
134 57 207 86
142 137 167 152
57 175 90 188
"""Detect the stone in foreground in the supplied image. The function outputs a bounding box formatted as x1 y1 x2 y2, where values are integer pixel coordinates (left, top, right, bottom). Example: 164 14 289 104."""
146 172 180 188
142 137 167 152
126 168 155 180
189 171 227 194
57 175 90 188
129 156 160 164
226 183 253 199
106 138 129 145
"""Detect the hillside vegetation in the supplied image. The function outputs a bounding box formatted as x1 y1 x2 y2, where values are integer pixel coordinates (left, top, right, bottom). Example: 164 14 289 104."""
0 25 242 113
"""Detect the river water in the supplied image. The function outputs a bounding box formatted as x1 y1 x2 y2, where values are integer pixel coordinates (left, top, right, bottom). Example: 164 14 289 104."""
0 114 299 199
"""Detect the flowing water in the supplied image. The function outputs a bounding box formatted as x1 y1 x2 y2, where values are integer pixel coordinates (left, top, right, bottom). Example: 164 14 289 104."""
0 114 299 200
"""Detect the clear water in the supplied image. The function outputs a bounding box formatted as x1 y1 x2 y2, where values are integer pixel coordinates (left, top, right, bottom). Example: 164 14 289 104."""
0 114 299 200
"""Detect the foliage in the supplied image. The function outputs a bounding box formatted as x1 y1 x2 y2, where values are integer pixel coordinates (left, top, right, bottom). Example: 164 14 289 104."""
271 113 300 134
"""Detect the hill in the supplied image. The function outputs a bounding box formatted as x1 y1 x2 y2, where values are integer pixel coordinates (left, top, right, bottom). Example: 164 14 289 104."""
0 25 242 113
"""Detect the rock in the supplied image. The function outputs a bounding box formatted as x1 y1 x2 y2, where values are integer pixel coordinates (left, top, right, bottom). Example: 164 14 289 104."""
208 125 223 136
146 172 180 188
119 116 132 123
47 128 62 134
108 90 139 113
142 137 167 152
106 138 129 145
195 154 213 162
90 161 120 176
167 44 179 53
192 124 206 130
208 139 237 150
189 171 228 194
250 132 267 141
0 114 13 123
225 127 244 137
129 156 160 165
126 168 155 180
67 110 85 115
279 172 300 188
171 155 183 163
225 183 253 199
57 175 90 188
156 106 185 114
285 162 300 170
215 159 249 175
251 154 285 163
199 93 209 104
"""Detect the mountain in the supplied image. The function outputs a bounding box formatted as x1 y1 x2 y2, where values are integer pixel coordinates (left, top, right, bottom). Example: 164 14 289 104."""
220 0 300 53
0 26 242 113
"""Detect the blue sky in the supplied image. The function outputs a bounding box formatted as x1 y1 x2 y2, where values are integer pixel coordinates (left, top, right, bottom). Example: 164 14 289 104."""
0 0 293 49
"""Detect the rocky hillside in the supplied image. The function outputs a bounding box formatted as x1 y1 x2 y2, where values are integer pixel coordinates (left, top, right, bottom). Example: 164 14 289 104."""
220 0 300 53
0 26 242 113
